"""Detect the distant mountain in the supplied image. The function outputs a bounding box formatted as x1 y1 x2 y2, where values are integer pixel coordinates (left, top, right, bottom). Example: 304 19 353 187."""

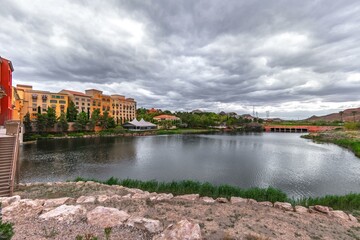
306 107 360 122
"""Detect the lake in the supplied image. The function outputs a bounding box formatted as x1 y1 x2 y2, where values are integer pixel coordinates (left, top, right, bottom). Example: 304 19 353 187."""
19 133 360 199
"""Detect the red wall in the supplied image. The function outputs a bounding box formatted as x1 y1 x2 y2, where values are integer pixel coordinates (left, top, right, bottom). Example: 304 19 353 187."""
264 125 340 133
0 57 13 125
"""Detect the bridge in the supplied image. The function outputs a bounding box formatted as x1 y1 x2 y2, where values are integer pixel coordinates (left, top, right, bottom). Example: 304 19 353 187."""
264 125 340 133
0 122 20 197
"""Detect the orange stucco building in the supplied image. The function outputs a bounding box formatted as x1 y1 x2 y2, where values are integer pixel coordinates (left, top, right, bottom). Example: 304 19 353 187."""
0 56 14 125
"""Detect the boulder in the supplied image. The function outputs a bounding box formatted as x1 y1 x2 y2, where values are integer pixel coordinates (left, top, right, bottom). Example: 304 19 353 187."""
329 210 349 221
75 181 85 186
39 205 86 223
216 197 228 203
19 199 44 208
230 197 247 204
175 194 199 201
154 219 202 240
314 205 330 214
126 216 163 233
44 197 71 207
247 199 257 204
132 192 151 199
0 195 21 208
200 197 215 203
87 206 130 228
121 194 132 199
274 202 293 211
349 214 358 222
294 206 308 213
150 193 174 201
2 202 21 216
97 195 110 203
126 188 145 194
258 201 273 207
76 195 96 204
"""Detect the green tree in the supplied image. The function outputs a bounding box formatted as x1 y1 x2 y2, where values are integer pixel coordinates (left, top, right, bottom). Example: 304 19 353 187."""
58 112 69 132
99 110 116 129
46 107 57 131
74 112 88 131
23 112 32 133
36 113 47 133
66 101 78 122
159 120 173 129
89 109 101 130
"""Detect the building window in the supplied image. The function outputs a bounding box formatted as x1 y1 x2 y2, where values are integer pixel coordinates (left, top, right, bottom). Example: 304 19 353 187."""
50 100 57 103
76 102 79 105
75 97 79 100
59 100 66 104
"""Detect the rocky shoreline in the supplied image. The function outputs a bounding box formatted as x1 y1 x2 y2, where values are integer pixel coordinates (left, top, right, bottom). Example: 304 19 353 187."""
1 181 359 239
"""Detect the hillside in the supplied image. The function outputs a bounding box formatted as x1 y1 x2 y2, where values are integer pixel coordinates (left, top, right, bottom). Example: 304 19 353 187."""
306 107 360 122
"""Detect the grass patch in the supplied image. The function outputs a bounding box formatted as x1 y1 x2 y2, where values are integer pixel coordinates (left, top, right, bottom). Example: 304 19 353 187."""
332 139 360 157
303 133 360 157
294 193 360 212
74 177 287 202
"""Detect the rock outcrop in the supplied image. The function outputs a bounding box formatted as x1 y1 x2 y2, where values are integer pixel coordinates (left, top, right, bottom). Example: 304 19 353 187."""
1 181 358 240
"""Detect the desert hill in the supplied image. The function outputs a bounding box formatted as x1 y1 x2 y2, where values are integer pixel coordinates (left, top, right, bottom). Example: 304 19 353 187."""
306 107 360 122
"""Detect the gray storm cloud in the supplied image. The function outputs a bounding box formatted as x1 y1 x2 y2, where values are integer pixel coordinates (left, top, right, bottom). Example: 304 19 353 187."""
1 0 360 119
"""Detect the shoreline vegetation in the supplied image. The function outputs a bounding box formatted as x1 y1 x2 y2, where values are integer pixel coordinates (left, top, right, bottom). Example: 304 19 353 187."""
302 130 360 157
74 177 360 216
23 128 220 142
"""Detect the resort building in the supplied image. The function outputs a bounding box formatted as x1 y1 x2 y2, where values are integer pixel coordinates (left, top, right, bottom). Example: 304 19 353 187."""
147 108 158 114
153 114 180 121
0 56 14 125
14 85 69 120
85 89 137 122
60 90 91 114
85 89 103 115
101 94 112 114
11 85 137 123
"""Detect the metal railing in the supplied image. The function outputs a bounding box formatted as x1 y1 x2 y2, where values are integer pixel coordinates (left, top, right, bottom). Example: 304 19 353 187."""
5 122 20 196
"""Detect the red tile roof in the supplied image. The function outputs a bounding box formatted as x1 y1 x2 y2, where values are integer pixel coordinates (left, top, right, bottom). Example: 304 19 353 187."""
153 114 180 120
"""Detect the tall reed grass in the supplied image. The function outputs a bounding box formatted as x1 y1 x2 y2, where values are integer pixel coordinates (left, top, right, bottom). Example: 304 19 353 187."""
74 177 360 212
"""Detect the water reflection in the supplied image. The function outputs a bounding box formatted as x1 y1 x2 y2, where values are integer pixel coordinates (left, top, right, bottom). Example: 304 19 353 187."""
20 133 360 198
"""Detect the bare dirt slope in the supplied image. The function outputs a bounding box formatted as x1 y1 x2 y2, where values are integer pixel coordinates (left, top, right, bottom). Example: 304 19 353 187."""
2 182 359 240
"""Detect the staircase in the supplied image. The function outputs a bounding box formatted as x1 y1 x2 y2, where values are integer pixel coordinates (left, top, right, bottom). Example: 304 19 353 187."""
0 122 20 197
0 136 15 197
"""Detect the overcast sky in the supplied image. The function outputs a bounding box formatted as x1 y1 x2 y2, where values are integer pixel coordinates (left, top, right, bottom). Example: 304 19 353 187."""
1 0 360 119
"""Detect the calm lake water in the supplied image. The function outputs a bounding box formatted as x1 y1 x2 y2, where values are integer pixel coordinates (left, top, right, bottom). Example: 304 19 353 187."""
20 133 360 199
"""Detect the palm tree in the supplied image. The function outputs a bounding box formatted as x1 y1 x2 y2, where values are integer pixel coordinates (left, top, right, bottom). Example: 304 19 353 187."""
339 111 344 122
352 111 357 122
